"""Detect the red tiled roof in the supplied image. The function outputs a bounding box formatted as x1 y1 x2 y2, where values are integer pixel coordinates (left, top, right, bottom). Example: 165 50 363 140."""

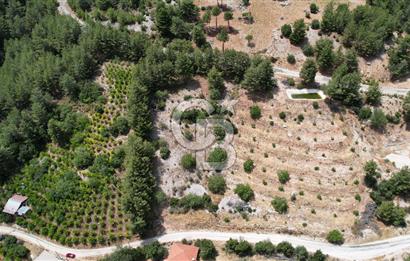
165 243 199 261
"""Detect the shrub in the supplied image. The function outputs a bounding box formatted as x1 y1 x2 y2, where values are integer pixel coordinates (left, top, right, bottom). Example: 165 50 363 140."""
255 240 275 256
235 240 253 257
366 81 382 105
207 147 228 168
271 197 288 214
310 3 319 14
73 146 94 169
195 239 218 260
287 54 296 64
277 170 290 184
213 125 226 141
250 105 262 119
290 19 306 45
358 107 372 120
310 250 327 261
370 109 387 130
326 230 344 245
170 194 212 212
376 201 406 227
311 19 320 29
208 175 226 194
312 101 319 109
110 116 130 136
281 24 292 38
294 246 309 260
279 112 286 120
160 146 170 159
243 159 255 173
302 44 314 57
0 236 30 260
225 238 239 253
276 241 295 257
234 184 254 202
181 154 196 170
143 241 168 261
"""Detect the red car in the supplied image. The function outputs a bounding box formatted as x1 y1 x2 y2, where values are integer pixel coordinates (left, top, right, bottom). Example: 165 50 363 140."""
66 253 76 259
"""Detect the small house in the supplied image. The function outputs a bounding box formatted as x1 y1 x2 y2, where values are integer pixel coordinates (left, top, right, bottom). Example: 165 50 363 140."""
165 243 199 261
2 194 30 216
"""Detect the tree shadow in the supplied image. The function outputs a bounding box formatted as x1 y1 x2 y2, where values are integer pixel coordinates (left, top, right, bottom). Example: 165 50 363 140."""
324 98 342 113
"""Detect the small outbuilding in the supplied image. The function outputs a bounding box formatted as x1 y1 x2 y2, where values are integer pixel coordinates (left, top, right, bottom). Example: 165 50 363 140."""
165 243 199 261
2 194 30 216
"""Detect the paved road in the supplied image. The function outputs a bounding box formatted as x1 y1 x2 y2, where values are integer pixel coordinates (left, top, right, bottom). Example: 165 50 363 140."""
274 67 409 96
2 226 410 260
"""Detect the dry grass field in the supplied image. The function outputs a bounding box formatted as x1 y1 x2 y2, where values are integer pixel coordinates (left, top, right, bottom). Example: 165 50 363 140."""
195 0 405 83
154 72 409 243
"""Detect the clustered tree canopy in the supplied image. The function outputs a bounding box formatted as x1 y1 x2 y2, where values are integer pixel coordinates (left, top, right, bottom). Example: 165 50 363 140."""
0 236 30 260
102 241 168 261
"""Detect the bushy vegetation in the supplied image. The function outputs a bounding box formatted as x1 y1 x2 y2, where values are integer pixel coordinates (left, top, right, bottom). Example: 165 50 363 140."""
181 153 196 170
0 236 30 261
102 241 167 261
250 105 262 119
234 184 254 202
326 230 344 245
195 239 218 260
271 196 288 214
208 175 226 195
243 159 255 173
277 170 290 184
170 194 216 213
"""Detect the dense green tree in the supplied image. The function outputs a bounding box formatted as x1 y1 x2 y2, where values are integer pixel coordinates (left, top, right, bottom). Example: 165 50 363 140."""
388 36 410 79
255 240 276 257
122 135 156 234
192 24 207 48
366 81 382 106
404 93 410 122
295 246 309 261
309 250 327 261
155 5 173 38
326 64 362 107
290 19 306 45
143 241 168 261
300 59 317 85
73 146 94 169
281 24 292 38
224 11 233 28
370 109 387 130
170 16 191 39
216 49 251 83
195 239 218 260
315 39 334 72
376 201 406 227
208 67 225 99
344 50 358 73
364 160 379 188
211 6 222 28
0 236 30 260
241 58 275 92
276 241 295 258
217 28 229 52
102 247 145 261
